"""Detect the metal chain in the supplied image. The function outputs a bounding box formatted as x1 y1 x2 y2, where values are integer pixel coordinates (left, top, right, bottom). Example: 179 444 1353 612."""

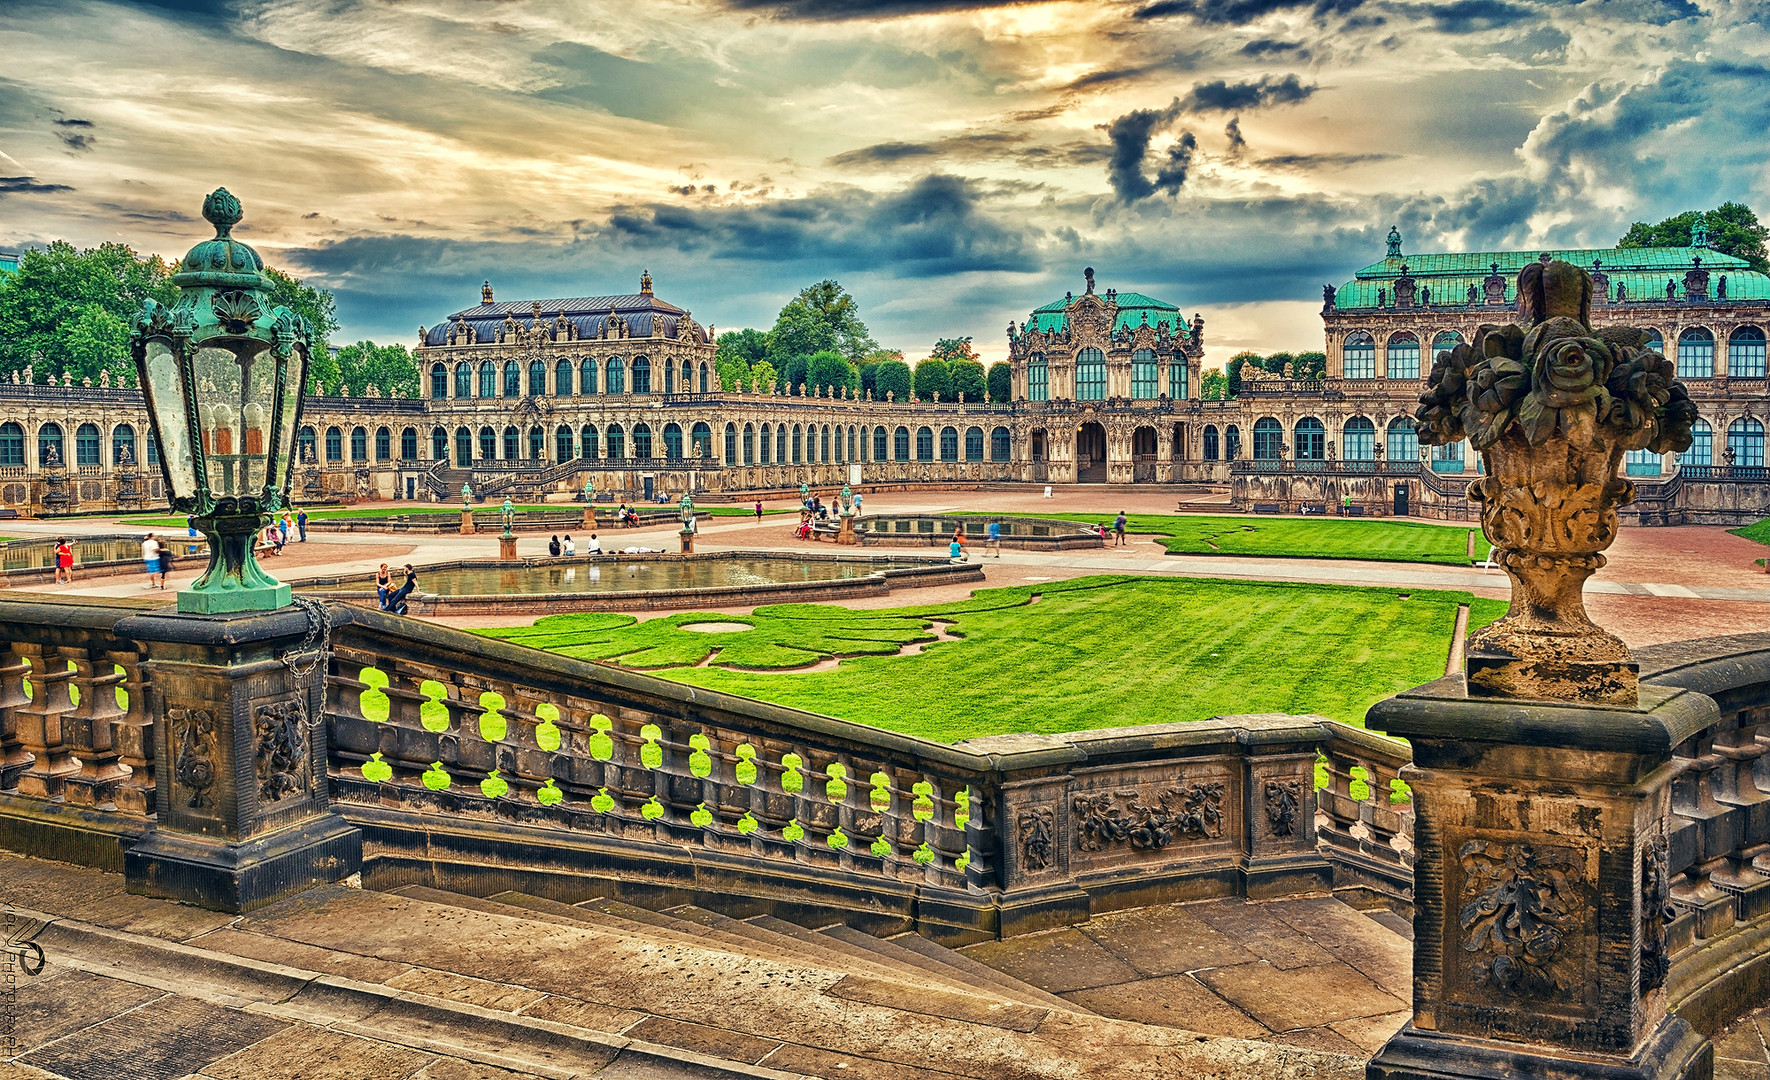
282 594 332 688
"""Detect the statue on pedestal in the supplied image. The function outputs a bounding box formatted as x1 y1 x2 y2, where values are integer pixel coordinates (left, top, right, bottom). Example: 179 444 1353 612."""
461 482 472 509
679 491 696 533
500 497 515 537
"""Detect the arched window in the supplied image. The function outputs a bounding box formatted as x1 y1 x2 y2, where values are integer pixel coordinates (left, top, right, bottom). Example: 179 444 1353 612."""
298 425 316 463
1131 349 1158 399
112 424 135 466
528 360 545 396
699 363 710 394
500 426 517 460
1343 417 1375 460
455 427 473 466
478 362 496 398
1075 347 1106 401
1343 333 1376 379
758 423 772 465
776 425 787 463
1728 417 1765 467
556 425 573 462
605 423 625 459
555 359 573 396
940 426 959 462
1252 417 1283 460
917 426 935 461
743 423 756 465
1225 424 1241 459
1203 425 1219 461
849 426 859 461
503 361 520 398
1171 359 1189 400
455 362 472 398
1294 417 1325 460
663 359 675 395
1644 329 1665 352
1387 417 1419 463
1387 332 1420 380
791 424 803 464
1027 353 1048 402
682 360 693 394
581 425 599 460
581 358 598 395
147 430 159 466
991 426 1011 462
75 423 100 466
478 426 496 462
723 423 736 465
401 427 418 460
606 357 625 395
691 421 712 459
1728 326 1766 378
965 426 984 462
1431 331 1463 363
1431 440 1465 473
835 425 845 463
432 427 448 462
35 422 64 467
1679 419 1711 467
430 363 448 400
524 425 540 460
874 427 889 460
663 422 683 459
894 425 910 462
351 426 368 462
374 426 391 461
820 425 831 462
1625 448 1662 476
1677 328 1715 379
324 426 342 462
632 357 651 395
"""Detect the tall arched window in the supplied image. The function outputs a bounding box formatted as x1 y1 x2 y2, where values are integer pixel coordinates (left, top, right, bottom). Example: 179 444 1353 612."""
1027 354 1048 402
401 427 418 460
682 360 693 394
1131 349 1157 399
555 359 573 396
1678 328 1715 379
663 422 683 459
455 427 473 466
581 425 599 460
699 363 710 394
35 422 64 467
1225 424 1241 459
147 430 159 466
430 363 448 400
632 357 651 395
478 362 496 398
374 426 391 461
1728 326 1766 378
297 425 316 463
939 426 958 462
743 423 755 465
580 358 598 395
723 423 736 465
1679 419 1712 467
1171 358 1188 400
776 426 787 463
1387 332 1421 380
691 422 712 459
1644 329 1665 352
791 425 803 464
478 426 496 462
432 427 448 462
75 423 100 466
1343 416 1375 461
324 426 342 462
498 426 516 459
758 423 772 464
1343 333 1376 379
556 425 573 462
455 362 472 398
663 359 674 395
916 426 935 461
1203 425 1219 461
1729 417 1765 467
112 424 136 466
820 425 830 462
874 427 888 461
528 360 546 396
503 361 521 398
991 426 1011 462
1252 417 1283 460
1431 331 1463 363
1075 347 1106 401
1387 417 1418 463
633 424 654 459
605 424 625 459
1294 417 1325 460
606 357 625 395
1431 440 1465 473
965 426 984 462
351 427 368 462
894 426 910 462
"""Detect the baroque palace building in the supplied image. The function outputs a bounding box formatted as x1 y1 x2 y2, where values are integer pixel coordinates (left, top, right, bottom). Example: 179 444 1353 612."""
0 240 1763 524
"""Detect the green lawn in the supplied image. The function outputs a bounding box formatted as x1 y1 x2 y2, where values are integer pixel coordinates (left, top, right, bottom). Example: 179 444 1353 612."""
970 513 1477 566
1731 518 1770 545
479 575 1505 743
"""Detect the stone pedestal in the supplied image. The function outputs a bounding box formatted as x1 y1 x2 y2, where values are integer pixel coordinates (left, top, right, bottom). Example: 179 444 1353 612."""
836 516 857 545
460 509 475 535
116 607 362 912
1366 677 1716 1080
583 506 596 530
679 528 694 554
499 534 518 561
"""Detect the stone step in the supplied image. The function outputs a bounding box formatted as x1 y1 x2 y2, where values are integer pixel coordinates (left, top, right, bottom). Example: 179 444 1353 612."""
1364 909 1414 942
869 927 1095 1014
812 922 1085 1014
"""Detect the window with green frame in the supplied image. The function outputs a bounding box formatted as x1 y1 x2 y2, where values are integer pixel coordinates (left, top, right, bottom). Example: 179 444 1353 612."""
1131 349 1157 398
1075 348 1105 401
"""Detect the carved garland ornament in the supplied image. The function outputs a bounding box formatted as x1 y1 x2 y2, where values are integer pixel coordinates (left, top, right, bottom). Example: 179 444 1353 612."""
1265 779 1302 838
170 706 217 809
254 699 311 802
1639 833 1674 995
1074 783 1223 852
1459 840 1585 998
1018 808 1055 871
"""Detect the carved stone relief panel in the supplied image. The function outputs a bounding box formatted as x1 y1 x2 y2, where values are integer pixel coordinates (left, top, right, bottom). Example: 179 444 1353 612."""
169 705 217 810
1264 779 1302 838
1444 830 1598 1016
1069 770 1230 867
254 697 311 804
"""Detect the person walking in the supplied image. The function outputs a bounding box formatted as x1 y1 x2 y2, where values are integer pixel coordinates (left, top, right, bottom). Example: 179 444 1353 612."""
986 520 1002 558
296 507 308 542
141 533 161 589
854 492 863 515
54 537 73 584
1113 511 1127 547
157 540 173 588
562 534 575 557
548 534 561 557
754 500 763 521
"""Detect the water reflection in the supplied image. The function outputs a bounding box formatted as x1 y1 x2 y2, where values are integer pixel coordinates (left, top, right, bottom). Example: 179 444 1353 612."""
306 556 918 597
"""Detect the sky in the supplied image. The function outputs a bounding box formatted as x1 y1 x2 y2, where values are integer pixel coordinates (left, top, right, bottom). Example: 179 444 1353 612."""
1 0 1767 367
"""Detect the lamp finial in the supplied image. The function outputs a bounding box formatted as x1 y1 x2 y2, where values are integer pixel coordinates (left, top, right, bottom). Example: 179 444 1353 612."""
202 188 242 238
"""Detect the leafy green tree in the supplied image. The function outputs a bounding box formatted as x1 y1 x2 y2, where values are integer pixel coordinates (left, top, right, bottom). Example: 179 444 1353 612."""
1201 369 1229 400
858 348 901 397
766 280 876 372
60 305 132 382
1293 351 1327 380
1225 351 1260 396
779 353 811 393
715 355 750 391
747 359 778 395
0 240 175 383
1261 351 1295 376
912 359 952 402
986 361 1012 403
716 327 769 366
930 336 979 363
874 359 913 401
950 358 986 402
806 350 857 395
333 341 419 397
1619 202 1768 273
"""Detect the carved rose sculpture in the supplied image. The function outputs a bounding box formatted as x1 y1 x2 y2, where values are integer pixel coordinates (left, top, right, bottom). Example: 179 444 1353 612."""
1415 261 1696 704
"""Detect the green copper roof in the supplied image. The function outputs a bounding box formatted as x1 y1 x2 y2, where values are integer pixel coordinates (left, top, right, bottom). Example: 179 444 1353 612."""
1333 245 1770 311
0 252 17 276
1027 290 1183 334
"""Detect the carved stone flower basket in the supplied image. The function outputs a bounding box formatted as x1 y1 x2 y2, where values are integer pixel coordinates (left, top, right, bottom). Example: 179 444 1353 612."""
1416 259 1697 705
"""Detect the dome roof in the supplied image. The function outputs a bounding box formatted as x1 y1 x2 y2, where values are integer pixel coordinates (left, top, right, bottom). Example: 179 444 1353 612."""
172 188 267 291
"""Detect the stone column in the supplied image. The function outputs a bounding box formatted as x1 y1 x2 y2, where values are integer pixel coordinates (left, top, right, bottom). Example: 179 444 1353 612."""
118 607 361 912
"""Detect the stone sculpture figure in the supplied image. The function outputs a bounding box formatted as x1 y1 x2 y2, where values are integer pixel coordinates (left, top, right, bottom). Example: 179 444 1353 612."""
679 491 695 532
500 497 515 536
1415 260 1697 703
461 482 472 509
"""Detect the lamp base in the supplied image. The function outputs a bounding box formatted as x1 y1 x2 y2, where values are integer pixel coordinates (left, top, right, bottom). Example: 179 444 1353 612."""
178 581 292 614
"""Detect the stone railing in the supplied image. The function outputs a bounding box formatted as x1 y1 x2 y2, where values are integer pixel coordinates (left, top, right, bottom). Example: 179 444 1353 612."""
1315 719 1415 911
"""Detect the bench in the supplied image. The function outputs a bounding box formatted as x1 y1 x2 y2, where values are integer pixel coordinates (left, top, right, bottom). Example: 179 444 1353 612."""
1299 503 1328 515
1341 506 1365 517
0 509 18 520
1252 503 1283 514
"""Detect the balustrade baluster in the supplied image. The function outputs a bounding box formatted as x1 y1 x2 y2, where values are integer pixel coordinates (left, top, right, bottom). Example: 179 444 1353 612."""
1669 730 1739 937
61 647 128 810
0 645 33 790
109 651 153 815
12 643 77 800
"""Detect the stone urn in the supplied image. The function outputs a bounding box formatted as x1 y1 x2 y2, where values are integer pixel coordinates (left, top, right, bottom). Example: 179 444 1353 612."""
1415 260 1697 704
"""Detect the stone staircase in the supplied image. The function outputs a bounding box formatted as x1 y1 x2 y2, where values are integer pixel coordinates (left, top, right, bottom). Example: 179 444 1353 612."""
2 851 1379 1080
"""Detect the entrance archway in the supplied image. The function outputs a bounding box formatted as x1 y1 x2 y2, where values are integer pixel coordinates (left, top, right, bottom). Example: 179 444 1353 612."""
1132 425 1158 482
1076 422 1107 482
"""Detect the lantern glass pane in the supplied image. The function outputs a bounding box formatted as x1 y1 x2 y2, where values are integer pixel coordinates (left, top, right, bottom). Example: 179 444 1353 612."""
144 340 198 503
268 345 304 503
193 345 272 497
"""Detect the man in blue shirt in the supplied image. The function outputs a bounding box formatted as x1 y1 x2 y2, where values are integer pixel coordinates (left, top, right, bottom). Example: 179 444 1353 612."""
1113 512 1127 546
986 520 1002 558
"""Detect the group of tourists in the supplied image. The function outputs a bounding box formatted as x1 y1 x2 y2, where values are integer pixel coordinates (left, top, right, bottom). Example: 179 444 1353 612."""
256 508 310 556
375 562 419 615
138 534 172 588
546 533 605 557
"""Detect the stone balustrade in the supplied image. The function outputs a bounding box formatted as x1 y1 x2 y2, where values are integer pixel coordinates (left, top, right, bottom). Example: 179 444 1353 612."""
1315 718 1416 911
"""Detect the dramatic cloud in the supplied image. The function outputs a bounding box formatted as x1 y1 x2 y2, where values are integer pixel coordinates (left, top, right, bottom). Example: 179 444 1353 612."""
53 118 95 153
1223 117 1247 159
1134 0 1364 24
717 0 1064 18
1180 74 1316 112
0 176 73 195
1240 38 1308 55
826 133 1026 167
1105 100 1183 201
1418 0 1534 33
1152 131 1198 195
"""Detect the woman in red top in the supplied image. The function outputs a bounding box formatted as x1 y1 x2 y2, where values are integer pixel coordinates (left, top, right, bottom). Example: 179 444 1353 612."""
54 537 73 584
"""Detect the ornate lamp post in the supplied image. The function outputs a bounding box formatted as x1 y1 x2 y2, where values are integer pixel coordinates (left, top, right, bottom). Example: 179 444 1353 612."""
132 188 309 614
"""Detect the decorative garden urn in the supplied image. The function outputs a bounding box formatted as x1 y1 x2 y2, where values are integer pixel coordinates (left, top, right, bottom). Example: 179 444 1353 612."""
1415 260 1696 704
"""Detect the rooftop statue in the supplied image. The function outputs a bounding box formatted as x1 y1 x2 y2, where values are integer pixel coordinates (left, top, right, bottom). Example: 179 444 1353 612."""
1415 259 1697 704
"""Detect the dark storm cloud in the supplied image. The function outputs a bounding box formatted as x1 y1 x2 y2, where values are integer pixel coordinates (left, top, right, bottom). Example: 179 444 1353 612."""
826 133 1025 167
1257 152 1398 168
1580 0 1701 24
1152 131 1198 195
0 176 73 195
54 118 95 153
1133 0 1364 24
1180 75 1315 112
1241 38 1308 56
1224 117 1247 159
1417 0 1534 33
1105 100 1182 201
110 0 236 15
715 0 1063 19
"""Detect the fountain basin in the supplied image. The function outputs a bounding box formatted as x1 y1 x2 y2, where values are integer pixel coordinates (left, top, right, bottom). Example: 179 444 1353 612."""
858 515 1104 550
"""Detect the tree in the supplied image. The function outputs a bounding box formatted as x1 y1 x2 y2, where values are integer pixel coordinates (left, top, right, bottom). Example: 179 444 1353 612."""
912 358 952 403
986 361 1012 403
716 328 768 367
807 350 857 395
779 353 811 393
1225 351 1260 396
0 240 175 383
1619 202 1769 273
1293 351 1327 380
1261 351 1295 376
930 336 979 364
950 358 986 402
766 280 876 367
747 359 778 395
715 355 750 391
333 341 420 397
858 348 901 398
1201 369 1229 400
874 359 913 401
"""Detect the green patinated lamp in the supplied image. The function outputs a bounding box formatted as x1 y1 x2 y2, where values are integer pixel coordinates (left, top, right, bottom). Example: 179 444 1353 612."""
131 188 311 614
